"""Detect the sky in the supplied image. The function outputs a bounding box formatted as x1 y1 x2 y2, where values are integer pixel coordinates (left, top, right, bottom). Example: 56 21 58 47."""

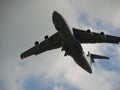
0 0 120 90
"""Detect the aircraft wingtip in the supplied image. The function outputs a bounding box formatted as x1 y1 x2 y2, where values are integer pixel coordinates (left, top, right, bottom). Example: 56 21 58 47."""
106 57 110 59
20 54 24 59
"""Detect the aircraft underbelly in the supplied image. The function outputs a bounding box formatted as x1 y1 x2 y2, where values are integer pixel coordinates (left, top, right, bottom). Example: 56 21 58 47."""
58 29 92 73
62 39 92 73
53 11 92 73
72 54 92 73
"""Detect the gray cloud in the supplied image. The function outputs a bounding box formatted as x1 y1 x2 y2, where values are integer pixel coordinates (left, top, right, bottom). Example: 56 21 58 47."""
71 0 120 25
0 0 120 90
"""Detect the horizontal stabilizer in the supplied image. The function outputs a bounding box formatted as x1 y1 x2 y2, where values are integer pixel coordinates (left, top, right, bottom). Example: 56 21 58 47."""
91 54 109 59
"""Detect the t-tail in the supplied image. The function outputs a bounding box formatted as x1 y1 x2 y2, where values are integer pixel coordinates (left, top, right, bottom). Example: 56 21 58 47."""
87 51 109 64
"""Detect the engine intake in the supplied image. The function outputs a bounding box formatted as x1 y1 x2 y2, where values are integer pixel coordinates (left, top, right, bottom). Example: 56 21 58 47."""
100 32 106 38
44 35 49 40
87 29 91 33
100 32 104 35
35 41 39 46
87 29 93 36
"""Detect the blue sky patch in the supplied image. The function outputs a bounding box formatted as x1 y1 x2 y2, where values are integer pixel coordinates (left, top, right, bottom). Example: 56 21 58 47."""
78 12 120 35
97 59 120 71
78 12 91 26
23 75 79 90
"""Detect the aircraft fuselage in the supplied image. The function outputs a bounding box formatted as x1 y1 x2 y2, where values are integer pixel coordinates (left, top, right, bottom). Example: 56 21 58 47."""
52 11 92 73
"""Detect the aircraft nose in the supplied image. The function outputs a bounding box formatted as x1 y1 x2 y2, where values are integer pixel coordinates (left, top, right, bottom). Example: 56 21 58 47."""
52 11 67 31
53 11 59 17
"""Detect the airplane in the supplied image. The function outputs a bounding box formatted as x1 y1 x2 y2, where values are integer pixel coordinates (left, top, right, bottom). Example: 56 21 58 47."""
20 11 120 73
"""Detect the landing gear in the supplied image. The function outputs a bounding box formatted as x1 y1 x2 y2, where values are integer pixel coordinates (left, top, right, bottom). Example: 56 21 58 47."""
64 51 69 56
61 47 64 51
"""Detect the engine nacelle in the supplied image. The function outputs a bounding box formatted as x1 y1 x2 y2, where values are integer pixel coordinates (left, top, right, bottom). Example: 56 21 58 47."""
100 32 104 35
87 29 91 33
87 29 93 36
35 41 39 46
44 35 49 40
100 32 106 38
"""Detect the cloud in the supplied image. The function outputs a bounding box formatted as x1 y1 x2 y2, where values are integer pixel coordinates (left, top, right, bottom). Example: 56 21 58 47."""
113 11 120 28
71 0 120 25
0 0 120 90
0 80 6 90
23 75 79 90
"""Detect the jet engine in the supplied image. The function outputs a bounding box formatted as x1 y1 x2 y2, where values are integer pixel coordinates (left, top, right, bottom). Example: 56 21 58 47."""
87 29 93 36
44 35 49 40
100 32 104 35
100 32 106 38
35 41 39 46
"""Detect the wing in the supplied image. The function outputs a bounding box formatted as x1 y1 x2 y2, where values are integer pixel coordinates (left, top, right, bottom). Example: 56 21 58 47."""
73 28 120 44
20 32 62 59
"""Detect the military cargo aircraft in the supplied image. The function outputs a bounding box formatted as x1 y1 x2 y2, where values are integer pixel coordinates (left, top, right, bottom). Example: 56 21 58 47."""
21 11 120 73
